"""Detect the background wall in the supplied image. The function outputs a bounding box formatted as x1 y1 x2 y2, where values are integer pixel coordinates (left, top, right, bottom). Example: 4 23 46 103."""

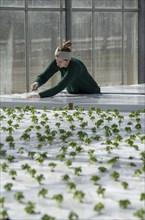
0 0 141 94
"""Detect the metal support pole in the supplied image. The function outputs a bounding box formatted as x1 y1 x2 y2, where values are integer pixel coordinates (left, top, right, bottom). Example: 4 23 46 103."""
122 0 125 84
25 0 30 92
65 0 72 41
138 0 145 83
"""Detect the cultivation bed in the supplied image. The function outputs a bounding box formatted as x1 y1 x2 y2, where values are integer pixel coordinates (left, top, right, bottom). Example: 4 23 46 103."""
0 107 145 220
0 84 145 112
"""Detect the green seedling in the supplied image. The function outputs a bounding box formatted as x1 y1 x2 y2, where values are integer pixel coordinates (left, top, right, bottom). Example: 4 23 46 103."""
140 193 145 201
5 135 14 142
135 123 141 130
125 138 134 146
67 182 76 192
121 181 129 189
62 174 70 182
60 146 67 153
9 169 17 179
21 163 31 171
128 162 136 167
28 151 36 159
98 166 108 173
105 145 113 153
4 182 13 191
69 124 76 130
95 119 104 128
40 152 48 159
38 188 48 198
97 186 106 197
77 130 88 141
140 135 145 143
0 209 9 219
68 211 79 220
28 168 37 177
133 144 139 150
36 174 45 185
73 190 85 203
0 150 7 157
74 167 82 176
9 141 15 149
91 127 96 133
87 149 95 156
0 197 5 208
36 144 43 149
41 214 56 220
84 138 92 145
56 153 65 161
52 194 63 207
69 141 77 148
111 171 120 181
48 162 57 172
55 122 61 128
51 130 58 137
94 202 105 214
65 159 72 167
140 151 145 161
75 146 83 153
90 175 100 185
35 125 41 130
31 115 38 124
35 156 44 164
60 134 68 142
125 126 132 133
20 132 30 141
69 151 77 159
119 199 131 209
135 169 142 177
14 191 25 203
92 135 102 141
134 208 145 220
107 157 119 165
79 121 88 129
89 156 97 164
7 126 15 134
104 125 112 137
25 201 36 214
17 147 25 153
1 162 9 172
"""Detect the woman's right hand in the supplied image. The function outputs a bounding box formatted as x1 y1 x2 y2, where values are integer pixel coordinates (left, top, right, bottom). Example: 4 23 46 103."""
31 82 39 91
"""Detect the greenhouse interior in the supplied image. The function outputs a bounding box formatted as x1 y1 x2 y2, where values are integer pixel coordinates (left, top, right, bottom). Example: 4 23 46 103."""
0 1 145 220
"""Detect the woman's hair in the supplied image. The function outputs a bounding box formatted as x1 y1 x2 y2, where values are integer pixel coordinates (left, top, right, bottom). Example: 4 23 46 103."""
58 40 72 52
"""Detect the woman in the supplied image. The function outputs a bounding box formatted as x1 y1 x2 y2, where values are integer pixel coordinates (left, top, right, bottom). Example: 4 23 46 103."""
29 40 101 98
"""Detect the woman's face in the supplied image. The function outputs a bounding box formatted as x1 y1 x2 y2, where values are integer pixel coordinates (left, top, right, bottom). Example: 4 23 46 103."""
55 56 69 68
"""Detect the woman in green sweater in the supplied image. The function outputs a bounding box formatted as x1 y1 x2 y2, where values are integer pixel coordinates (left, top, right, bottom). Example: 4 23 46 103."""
29 41 100 98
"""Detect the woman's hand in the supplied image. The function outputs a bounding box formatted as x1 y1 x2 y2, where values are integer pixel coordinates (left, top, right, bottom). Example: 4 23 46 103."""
31 82 39 91
27 93 40 98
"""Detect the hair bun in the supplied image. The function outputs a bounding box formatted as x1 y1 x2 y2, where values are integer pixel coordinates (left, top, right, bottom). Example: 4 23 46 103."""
59 40 72 52
62 40 72 49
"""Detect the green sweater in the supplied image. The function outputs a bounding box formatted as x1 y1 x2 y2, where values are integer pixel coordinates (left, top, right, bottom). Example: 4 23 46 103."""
35 58 101 98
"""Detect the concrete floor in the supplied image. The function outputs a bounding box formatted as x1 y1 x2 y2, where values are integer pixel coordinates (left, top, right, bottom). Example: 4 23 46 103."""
0 84 145 112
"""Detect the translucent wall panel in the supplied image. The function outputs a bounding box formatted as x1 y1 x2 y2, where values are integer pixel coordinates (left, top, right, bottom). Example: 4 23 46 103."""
94 0 122 8
124 0 138 8
72 12 92 75
28 12 65 92
72 0 92 8
94 13 122 86
0 0 24 7
0 11 25 94
28 0 64 8
124 12 138 84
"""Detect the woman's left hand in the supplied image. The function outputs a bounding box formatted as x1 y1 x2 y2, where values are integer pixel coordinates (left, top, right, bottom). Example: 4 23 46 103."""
27 93 40 98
